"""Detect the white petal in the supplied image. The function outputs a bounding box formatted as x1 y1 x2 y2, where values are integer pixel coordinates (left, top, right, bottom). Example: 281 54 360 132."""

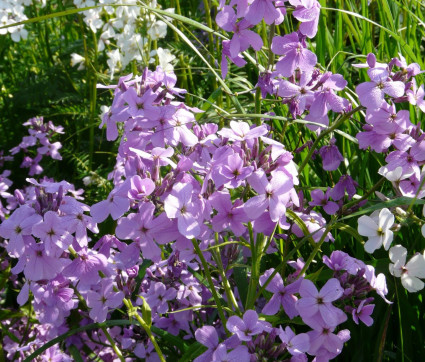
401 274 424 292
379 208 394 230
382 230 394 250
406 253 425 278
389 245 407 265
358 216 379 237
364 236 382 253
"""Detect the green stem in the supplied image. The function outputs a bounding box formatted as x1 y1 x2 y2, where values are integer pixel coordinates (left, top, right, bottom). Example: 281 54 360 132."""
266 23 275 70
212 234 241 315
123 299 166 362
101 326 125 362
341 176 386 213
89 30 98 170
296 221 335 279
254 88 262 123
191 239 230 335
254 233 309 301
406 174 425 214
298 105 364 174
394 282 405 362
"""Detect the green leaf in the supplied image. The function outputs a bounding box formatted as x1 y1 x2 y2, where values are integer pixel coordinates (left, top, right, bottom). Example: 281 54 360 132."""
151 326 189 353
0 6 98 30
339 197 425 221
333 222 364 243
322 7 424 68
138 296 152 328
68 345 84 362
178 342 207 362
23 321 137 361
233 253 249 307
305 267 324 283
195 86 224 121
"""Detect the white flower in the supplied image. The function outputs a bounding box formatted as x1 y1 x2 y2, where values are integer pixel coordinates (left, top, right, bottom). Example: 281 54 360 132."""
358 208 394 253
147 20 167 40
106 49 121 78
156 47 176 73
70 53 85 70
389 245 425 292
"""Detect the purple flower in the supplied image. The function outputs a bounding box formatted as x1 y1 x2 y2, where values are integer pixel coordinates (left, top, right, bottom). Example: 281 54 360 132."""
330 174 357 200
277 71 315 115
407 81 425 112
245 0 281 25
218 121 267 142
32 275 76 326
220 40 247 78
145 282 177 314
128 175 155 200
32 211 72 255
226 310 268 342
37 139 63 160
259 268 301 318
319 142 344 171
356 69 405 109
296 278 344 327
0 204 42 257
323 251 366 275
86 278 124 322
352 300 374 326
290 0 321 38
307 325 348 358
164 183 202 239
116 202 175 261
210 191 248 237
309 188 339 215
194 326 220 362
62 248 108 291
271 32 317 77
13 241 69 281
218 153 254 189
279 326 310 356
216 6 263 58
212 344 250 362
90 188 130 223
244 169 293 223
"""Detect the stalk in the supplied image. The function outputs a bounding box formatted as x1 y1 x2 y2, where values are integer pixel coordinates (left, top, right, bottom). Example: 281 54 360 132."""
123 299 166 362
101 326 125 362
212 234 241 315
191 239 230 335
297 105 364 174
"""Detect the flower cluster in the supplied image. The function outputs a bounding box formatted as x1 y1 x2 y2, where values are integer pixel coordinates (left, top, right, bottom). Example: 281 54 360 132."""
71 0 176 77
0 0 37 42
10 116 64 176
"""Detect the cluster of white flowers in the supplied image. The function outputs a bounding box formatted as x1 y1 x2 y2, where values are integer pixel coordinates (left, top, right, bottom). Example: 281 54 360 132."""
0 0 46 42
358 205 425 292
72 0 176 77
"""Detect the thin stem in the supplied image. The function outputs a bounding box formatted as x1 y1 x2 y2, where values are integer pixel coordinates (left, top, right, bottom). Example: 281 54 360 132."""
100 326 125 362
267 23 275 70
191 239 230 335
123 299 166 362
394 282 405 362
298 105 364 174
296 221 335 279
406 174 425 214
341 176 386 213
254 234 309 301
213 234 241 315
